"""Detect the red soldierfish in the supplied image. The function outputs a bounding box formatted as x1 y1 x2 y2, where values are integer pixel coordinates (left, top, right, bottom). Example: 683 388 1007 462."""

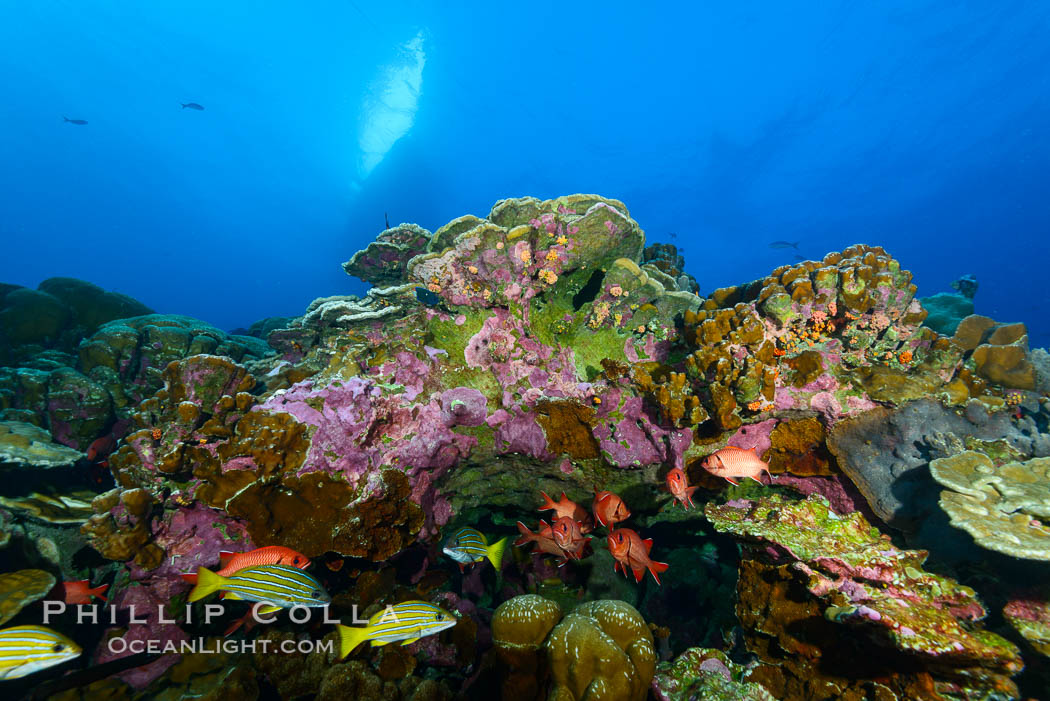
180 545 311 584
606 528 669 585
665 467 698 509
62 580 108 605
515 520 574 564
86 434 116 462
592 490 630 528
550 516 590 560
538 491 592 533
700 446 772 486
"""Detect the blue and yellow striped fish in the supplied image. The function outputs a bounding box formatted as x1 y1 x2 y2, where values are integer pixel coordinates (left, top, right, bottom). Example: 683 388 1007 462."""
337 601 457 658
0 625 81 680
188 564 330 613
442 527 507 571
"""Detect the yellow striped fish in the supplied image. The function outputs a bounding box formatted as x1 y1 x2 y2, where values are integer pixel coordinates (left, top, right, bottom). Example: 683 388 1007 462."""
188 564 330 613
0 625 81 680
336 601 457 658
442 527 507 571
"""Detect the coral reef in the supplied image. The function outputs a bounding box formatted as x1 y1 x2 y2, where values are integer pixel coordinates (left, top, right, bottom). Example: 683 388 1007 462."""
492 594 656 701
6 195 1050 699
706 494 1023 699
0 569 55 624
929 451 1050 560
651 648 775 701
0 421 83 467
919 291 973 336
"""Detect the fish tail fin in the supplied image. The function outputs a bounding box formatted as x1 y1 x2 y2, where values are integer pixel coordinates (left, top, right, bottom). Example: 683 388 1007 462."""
92 585 109 602
179 573 198 585
62 116 69 122
648 560 669 585
180 103 187 108
337 624 371 659
538 491 557 511
486 537 508 570
513 521 533 547
792 241 800 248
188 567 226 603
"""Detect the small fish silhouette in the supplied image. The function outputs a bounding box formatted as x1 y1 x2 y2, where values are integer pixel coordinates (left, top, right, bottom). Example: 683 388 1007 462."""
181 102 205 110
385 212 390 228
769 241 800 249
669 232 677 239
62 116 88 125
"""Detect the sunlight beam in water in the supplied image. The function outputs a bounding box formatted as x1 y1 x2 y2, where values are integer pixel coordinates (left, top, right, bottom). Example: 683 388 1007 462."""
355 29 426 185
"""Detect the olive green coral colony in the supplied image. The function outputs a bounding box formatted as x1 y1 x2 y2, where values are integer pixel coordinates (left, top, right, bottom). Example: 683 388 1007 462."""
1 194 1049 699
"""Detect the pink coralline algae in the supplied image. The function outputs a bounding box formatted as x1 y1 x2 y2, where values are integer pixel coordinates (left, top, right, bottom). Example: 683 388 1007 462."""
727 418 777 456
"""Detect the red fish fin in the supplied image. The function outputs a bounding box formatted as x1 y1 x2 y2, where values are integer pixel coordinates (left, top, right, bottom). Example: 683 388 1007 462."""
538 519 550 530
612 560 621 575
458 562 465 573
643 538 653 554
218 551 236 567
724 476 740 486
92 585 109 602
179 573 199 584
538 491 556 511
748 475 764 484
631 565 645 583
685 487 698 508
514 521 533 547
648 560 669 585
223 612 250 637
560 492 570 503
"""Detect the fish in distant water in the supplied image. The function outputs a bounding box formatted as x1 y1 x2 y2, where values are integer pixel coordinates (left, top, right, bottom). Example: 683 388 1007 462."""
415 286 442 306
793 254 805 261
336 601 457 657
0 626 81 680
442 527 508 571
180 545 310 585
538 491 592 532
187 564 330 613
592 490 630 528
769 241 800 249
181 102 205 110
62 117 88 125
606 528 669 585
669 232 677 239
385 212 390 228
700 446 772 486
62 580 108 605
665 467 698 509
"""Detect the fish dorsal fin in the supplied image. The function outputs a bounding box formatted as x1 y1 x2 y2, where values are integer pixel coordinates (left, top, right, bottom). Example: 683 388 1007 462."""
560 492 569 503
538 519 549 529
643 538 653 553
219 551 236 567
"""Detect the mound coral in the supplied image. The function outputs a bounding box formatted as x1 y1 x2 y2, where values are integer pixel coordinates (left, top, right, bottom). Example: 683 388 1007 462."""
491 594 656 701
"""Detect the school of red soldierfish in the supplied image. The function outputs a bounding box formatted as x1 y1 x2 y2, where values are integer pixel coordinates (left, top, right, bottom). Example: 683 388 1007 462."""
512 446 772 584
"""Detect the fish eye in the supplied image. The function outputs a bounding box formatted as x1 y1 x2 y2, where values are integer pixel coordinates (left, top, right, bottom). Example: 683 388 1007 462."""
312 590 322 598
434 613 442 622
52 643 65 653
293 557 301 564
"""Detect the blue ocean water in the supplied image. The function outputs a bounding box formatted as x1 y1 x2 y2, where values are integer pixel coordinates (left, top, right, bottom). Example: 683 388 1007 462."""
2 1 1048 345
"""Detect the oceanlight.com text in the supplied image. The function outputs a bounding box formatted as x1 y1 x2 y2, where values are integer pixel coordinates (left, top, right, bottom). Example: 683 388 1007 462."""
107 637 336 656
